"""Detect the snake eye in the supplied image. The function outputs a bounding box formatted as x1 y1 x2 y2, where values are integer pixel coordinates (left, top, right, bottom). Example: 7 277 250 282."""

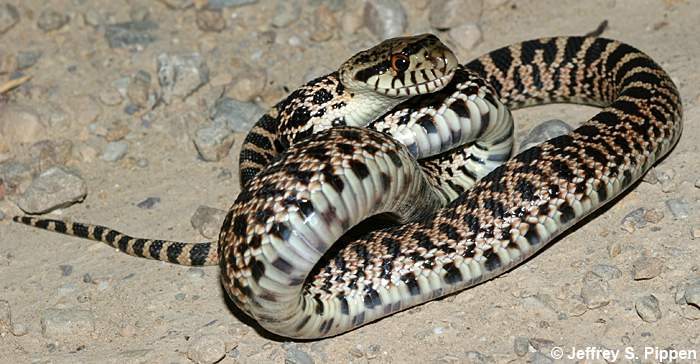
390 54 410 72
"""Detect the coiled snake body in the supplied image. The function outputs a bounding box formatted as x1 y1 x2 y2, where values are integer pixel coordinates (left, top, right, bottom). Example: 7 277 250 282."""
14 35 683 339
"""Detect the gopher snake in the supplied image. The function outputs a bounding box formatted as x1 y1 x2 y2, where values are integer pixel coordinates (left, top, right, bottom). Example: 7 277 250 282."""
14 35 682 339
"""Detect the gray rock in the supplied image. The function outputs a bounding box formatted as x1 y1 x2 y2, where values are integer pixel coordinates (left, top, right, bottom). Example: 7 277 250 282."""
581 277 610 309
17 51 42 70
207 0 258 9
464 350 494 363
40 308 95 338
11 322 28 336
104 21 158 48
520 119 573 151
665 198 689 219
59 264 73 276
82 9 103 27
101 141 129 162
186 334 226 364
0 104 47 144
192 122 236 162
191 205 227 239
136 197 160 209
272 1 302 28
186 267 206 280
0 161 33 192
429 0 483 30
286 347 315 364
211 97 265 133
635 295 662 322
16 166 87 214
621 207 647 232
632 256 663 280
99 88 124 106
37 10 70 32
196 9 226 32
0 4 19 34
513 336 530 356
127 70 154 109
363 0 407 39
448 23 482 50
589 264 622 281
684 282 700 309
530 352 554 364
655 166 676 192
174 292 186 301
157 53 209 104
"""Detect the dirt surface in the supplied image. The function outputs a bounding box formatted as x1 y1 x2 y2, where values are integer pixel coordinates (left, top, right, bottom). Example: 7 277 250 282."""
1 0 699 363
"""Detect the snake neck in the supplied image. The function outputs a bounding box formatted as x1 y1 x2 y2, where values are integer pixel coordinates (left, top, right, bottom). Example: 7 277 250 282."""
340 86 405 127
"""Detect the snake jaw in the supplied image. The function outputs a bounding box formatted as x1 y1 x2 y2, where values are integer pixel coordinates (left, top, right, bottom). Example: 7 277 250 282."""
339 33 458 99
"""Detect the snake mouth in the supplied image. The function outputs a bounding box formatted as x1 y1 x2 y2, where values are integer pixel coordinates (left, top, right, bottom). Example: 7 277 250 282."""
376 69 456 97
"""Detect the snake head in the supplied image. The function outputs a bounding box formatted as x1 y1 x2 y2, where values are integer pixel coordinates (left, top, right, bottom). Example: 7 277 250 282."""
339 34 458 98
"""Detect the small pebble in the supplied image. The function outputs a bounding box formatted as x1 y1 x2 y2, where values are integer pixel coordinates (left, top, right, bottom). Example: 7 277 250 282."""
196 9 226 32
363 0 407 39
225 67 266 101
285 347 315 364
57 283 78 296
588 264 622 281
513 336 530 357
191 205 227 239
632 256 664 280
621 207 647 232
186 334 226 364
11 322 28 336
17 51 42 70
608 241 622 258
448 23 482 50
40 308 96 338
136 197 160 209
655 167 676 193
665 198 689 219
16 166 87 214
684 282 700 309
691 228 700 240
580 277 611 309
126 70 153 109
271 1 301 28
531 352 554 364
694 178 700 189
82 9 103 27
464 351 494 363
186 267 205 279
174 293 186 301
59 264 73 277
157 52 209 104
210 97 265 133
104 20 158 48
0 104 47 144
635 295 662 322
101 141 129 162
99 88 124 106
0 4 20 34
310 5 337 42
192 122 236 162
429 0 482 29
37 10 70 32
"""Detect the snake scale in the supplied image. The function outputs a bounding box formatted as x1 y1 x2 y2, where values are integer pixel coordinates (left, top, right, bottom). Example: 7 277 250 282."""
13 34 682 339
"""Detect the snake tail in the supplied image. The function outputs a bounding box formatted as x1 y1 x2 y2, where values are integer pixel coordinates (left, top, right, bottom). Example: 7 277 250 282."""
12 216 219 266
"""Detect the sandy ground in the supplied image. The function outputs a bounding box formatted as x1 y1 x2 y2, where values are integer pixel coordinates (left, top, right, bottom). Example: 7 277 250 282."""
1 0 699 363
